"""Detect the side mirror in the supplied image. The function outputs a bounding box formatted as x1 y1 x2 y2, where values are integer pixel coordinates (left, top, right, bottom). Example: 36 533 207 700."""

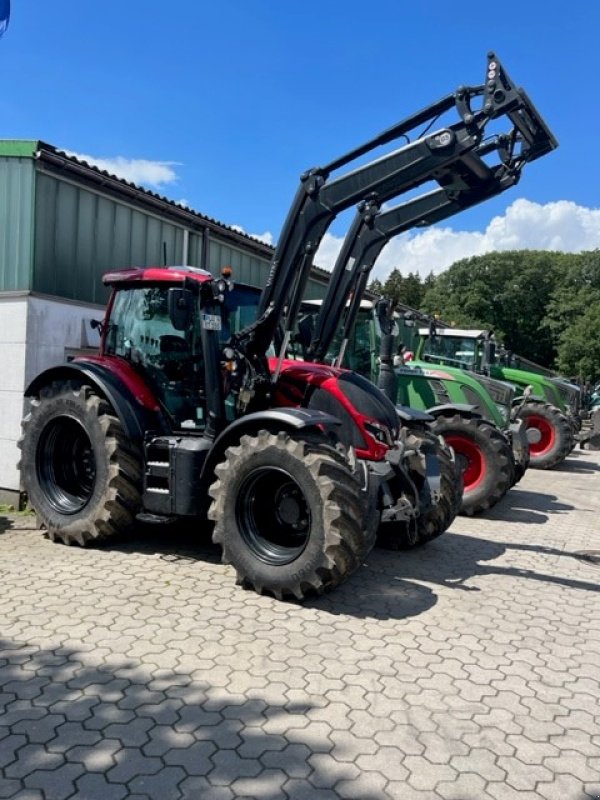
168 288 194 331
483 338 496 367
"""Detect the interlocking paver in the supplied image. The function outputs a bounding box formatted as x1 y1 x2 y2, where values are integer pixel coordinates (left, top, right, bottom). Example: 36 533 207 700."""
21 763 84 799
0 449 599 798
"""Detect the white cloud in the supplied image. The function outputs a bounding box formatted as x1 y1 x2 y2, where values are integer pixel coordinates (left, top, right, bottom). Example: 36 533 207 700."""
313 199 600 280
230 224 274 246
65 151 180 188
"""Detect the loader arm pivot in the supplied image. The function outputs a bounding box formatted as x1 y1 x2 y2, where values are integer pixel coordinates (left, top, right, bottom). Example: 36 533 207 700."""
234 52 556 391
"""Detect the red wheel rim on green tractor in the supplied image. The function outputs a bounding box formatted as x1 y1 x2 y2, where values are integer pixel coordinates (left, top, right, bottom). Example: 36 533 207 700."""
444 435 487 493
524 414 556 457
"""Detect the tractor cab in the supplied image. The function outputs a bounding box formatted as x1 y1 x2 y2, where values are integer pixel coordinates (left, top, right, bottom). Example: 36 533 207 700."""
417 328 490 371
101 266 230 432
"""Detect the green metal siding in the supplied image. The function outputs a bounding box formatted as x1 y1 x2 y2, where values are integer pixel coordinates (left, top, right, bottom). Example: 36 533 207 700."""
33 172 187 304
0 140 331 305
0 157 35 291
208 238 270 289
303 276 329 300
207 238 329 298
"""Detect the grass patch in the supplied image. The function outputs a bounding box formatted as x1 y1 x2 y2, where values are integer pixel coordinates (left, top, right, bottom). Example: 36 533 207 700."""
0 503 35 517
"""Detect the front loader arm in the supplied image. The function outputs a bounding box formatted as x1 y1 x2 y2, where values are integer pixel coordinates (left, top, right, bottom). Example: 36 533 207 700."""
235 52 557 378
307 144 524 363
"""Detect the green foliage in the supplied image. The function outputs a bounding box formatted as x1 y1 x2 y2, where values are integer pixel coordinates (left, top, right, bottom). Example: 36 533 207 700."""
556 300 600 381
368 278 383 296
544 251 600 339
368 269 427 308
421 250 569 364
371 249 600 380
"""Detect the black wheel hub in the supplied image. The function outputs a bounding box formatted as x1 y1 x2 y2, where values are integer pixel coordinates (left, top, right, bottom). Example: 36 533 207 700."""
236 467 311 565
274 485 304 527
36 416 96 514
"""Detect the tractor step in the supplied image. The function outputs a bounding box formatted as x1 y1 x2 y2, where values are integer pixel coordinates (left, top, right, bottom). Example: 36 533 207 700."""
136 512 178 525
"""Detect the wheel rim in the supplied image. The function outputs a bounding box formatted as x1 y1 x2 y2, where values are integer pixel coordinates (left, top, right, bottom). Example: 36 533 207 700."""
524 415 556 456
36 416 96 514
236 467 311 565
444 435 486 492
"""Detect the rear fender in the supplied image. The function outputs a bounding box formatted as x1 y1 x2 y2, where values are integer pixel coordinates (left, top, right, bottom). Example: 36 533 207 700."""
24 363 167 443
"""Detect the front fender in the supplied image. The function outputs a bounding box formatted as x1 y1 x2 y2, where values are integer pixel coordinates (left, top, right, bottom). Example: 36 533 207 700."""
512 394 545 406
395 405 434 424
201 407 342 483
425 403 480 418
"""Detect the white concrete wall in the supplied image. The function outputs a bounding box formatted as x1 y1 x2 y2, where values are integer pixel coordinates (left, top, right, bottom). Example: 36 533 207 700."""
25 296 101 385
0 295 102 495
0 297 28 496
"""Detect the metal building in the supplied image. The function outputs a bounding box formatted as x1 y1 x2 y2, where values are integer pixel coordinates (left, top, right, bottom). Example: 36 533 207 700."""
0 140 331 502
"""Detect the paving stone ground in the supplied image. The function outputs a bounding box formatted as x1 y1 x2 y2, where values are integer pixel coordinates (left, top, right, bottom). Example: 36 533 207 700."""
0 448 599 799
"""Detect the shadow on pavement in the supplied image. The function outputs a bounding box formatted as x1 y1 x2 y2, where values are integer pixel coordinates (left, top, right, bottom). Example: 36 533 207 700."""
100 521 223 566
309 559 437 621
552 455 600 474
0 515 14 534
479 487 574 524
92 510 598 622
309 523 599 619
0 638 384 800
390 531 600 597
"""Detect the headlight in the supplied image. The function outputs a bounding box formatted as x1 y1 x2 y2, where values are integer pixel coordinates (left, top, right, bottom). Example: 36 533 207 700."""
495 403 510 422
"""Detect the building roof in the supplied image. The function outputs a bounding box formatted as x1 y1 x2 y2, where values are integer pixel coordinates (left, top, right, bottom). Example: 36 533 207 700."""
0 139 333 283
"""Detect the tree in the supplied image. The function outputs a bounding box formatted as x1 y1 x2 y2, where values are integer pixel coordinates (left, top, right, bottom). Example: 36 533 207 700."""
373 268 426 308
368 278 383 296
543 251 600 347
402 272 425 307
382 269 405 305
421 250 565 365
557 301 600 381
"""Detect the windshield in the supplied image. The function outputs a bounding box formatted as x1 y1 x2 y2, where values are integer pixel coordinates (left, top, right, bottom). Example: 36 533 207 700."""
105 286 205 363
422 335 479 369
290 306 376 374
105 285 211 429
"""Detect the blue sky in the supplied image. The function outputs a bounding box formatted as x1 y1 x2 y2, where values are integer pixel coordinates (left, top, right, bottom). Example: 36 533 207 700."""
1 1 599 279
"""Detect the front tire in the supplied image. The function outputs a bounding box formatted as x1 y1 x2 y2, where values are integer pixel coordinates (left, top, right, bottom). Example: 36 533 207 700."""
208 431 370 600
378 429 462 549
19 381 142 545
432 414 514 516
516 402 574 469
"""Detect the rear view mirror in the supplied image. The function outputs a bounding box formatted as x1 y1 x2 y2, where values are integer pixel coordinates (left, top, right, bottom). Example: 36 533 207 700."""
168 288 194 331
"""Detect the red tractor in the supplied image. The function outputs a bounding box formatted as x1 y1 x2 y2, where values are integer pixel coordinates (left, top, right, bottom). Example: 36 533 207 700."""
19 53 556 600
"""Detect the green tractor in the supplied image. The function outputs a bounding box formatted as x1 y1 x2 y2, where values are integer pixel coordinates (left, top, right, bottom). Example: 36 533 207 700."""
414 326 576 469
311 299 529 516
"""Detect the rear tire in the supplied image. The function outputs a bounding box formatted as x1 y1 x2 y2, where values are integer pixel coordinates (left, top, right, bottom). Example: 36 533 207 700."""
19 381 142 546
432 414 514 516
517 402 574 469
208 431 370 600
